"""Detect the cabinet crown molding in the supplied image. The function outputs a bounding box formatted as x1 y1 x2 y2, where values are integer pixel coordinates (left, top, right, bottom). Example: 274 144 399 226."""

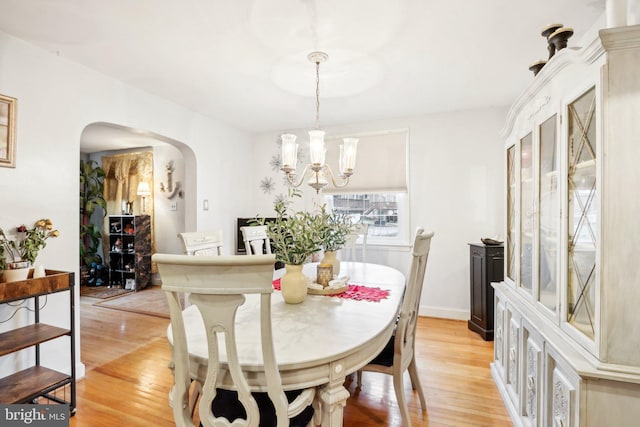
599 24 640 50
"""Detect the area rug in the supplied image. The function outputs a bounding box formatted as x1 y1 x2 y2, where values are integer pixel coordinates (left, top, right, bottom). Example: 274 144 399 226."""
93 285 172 318
80 286 133 299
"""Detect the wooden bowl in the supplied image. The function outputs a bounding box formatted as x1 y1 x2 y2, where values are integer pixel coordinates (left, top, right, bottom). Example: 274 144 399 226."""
541 23 563 39
307 283 348 295
549 27 574 51
528 60 547 76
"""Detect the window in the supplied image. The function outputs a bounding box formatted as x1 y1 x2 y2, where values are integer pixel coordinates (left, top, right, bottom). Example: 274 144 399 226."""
324 192 409 244
323 129 410 245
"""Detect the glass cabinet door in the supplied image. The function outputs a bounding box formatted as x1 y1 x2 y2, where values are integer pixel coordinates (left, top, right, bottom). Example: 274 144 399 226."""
520 133 534 295
567 87 597 339
538 115 559 313
507 145 516 282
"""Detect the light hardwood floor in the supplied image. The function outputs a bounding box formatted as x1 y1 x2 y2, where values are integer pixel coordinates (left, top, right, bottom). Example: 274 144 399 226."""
71 295 512 426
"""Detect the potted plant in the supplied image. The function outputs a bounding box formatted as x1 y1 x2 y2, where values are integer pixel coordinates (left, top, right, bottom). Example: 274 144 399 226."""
257 191 321 304
314 204 352 276
0 244 6 276
0 219 60 282
80 160 107 283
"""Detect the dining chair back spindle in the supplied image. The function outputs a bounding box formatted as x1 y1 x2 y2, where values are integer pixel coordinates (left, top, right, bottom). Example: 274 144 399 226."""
241 225 272 255
341 223 368 262
356 227 434 427
178 230 224 311
154 254 315 427
178 230 224 256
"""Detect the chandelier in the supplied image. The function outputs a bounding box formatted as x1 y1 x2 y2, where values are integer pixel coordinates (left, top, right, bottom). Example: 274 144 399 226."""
280 51 358 194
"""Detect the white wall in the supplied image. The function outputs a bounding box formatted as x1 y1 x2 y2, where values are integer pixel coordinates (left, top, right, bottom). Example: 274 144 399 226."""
152 144 186 255
0 30 253 378
250 107 506 319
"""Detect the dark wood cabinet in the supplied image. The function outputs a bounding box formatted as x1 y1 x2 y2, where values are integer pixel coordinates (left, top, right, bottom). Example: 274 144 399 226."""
468 243 503 340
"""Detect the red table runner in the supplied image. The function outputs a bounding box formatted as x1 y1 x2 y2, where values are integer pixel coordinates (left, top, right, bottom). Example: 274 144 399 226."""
272 278 389 302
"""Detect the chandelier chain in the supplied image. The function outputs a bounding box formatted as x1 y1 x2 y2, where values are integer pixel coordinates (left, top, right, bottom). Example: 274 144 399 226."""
315 60 320 129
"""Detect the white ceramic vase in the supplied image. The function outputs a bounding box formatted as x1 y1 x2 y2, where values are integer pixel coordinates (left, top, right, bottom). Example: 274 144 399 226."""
33 265 46 278
280 264 308 304
320 250 340 277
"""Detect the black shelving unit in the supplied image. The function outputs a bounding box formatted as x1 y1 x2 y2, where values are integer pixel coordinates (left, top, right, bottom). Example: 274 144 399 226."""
107 215 151 290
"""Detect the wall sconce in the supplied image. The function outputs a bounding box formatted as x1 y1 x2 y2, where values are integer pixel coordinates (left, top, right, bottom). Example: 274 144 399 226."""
137 182 151 213
160 160 182 199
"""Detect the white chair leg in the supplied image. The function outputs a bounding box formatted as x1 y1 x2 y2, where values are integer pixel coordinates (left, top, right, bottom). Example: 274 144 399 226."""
393 367 411 427
356 369 363 388
408 357 427 411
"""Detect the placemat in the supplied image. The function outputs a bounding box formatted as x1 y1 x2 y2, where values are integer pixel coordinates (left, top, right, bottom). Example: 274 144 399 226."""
272 278 389 302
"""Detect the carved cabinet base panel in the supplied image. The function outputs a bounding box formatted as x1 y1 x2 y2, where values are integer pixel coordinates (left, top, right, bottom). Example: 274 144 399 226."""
492 284 640 427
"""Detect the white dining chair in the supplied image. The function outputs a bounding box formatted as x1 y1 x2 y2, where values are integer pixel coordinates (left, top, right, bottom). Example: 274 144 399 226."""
174 230 224 406
356 227 434 427
341 223 369 262
240 225 272 255
154 253 316 427
178 230 224 256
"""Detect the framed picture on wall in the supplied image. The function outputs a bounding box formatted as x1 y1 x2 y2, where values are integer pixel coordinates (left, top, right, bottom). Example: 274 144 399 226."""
0 94 17 168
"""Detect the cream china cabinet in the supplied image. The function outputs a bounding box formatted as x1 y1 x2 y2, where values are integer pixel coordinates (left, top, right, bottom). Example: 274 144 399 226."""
492 25 640 427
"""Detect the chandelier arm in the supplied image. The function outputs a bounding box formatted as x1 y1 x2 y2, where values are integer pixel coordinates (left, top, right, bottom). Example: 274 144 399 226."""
286 164 311 189
324 164 350 188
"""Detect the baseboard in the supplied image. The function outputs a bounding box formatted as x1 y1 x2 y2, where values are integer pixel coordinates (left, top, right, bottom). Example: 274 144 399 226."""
76 361 86 380
418 304 469 321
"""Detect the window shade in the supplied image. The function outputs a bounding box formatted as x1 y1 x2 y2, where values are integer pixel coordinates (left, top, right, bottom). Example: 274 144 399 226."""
324 129 408 194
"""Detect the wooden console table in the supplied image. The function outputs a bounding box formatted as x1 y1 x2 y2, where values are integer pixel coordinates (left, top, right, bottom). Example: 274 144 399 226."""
0 270 76 413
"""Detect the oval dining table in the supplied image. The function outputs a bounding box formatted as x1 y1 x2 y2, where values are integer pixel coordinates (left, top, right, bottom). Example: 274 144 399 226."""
171 261 406 427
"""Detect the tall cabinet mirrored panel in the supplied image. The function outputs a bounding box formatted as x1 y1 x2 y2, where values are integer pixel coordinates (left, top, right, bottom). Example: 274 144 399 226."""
538 114 559 313
519 133 534 295
566 88 597 340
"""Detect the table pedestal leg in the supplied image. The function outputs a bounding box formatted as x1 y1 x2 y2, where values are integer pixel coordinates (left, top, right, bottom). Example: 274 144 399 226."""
318 376 350 427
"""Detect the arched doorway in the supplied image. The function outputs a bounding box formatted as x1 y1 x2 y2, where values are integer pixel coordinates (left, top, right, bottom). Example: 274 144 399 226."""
80 122 197 287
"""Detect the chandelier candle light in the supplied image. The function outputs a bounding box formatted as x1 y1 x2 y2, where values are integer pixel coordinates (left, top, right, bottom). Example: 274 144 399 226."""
280 52 358 193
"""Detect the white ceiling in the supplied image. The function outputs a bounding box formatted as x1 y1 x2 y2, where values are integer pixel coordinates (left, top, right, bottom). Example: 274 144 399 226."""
0 0 605 152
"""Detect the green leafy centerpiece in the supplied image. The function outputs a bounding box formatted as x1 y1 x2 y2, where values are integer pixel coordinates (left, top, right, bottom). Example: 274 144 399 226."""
257 191 321 303
314 204 352 276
